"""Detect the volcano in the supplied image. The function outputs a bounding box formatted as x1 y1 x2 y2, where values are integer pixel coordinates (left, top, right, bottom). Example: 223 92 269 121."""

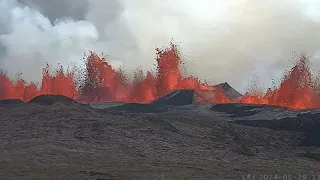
1 43 320 179
0 43 319 110
151 82 242 106
105 82 242 112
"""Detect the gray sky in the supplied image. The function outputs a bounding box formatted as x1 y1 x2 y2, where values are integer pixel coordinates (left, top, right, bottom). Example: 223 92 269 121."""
0 0 320 92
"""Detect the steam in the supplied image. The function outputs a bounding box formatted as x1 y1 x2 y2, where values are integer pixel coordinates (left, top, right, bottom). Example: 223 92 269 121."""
0 0 320 92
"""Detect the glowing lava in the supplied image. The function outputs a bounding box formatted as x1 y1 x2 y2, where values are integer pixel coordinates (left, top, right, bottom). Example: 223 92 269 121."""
0 42 319 110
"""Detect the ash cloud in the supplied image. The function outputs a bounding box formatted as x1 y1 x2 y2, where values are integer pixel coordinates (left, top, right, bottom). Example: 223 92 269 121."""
0 0 320 92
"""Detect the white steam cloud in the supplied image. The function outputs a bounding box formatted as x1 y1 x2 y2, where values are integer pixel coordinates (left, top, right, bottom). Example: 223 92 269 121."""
0 0 320 92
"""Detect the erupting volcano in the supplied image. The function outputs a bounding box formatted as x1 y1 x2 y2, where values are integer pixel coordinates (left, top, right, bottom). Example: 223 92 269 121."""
0 43 319 110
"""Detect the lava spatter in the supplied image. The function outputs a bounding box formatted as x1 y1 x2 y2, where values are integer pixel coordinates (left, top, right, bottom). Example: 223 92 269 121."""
0 43 319 110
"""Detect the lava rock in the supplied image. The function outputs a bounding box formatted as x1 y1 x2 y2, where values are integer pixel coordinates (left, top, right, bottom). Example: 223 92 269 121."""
27 95 77 105
0 99 25 105
151 90 195 106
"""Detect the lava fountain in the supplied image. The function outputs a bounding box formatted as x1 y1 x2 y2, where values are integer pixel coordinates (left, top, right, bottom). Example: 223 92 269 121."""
0 43 319 110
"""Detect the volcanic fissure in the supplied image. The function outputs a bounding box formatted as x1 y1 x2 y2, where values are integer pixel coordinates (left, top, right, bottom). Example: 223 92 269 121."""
0 43 319 110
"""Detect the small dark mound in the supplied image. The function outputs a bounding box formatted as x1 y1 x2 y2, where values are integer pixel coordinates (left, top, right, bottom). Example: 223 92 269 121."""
0 99 25 105
27 95 77 105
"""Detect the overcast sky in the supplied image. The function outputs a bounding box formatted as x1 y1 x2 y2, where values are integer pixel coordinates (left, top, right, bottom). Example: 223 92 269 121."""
0 0 320 92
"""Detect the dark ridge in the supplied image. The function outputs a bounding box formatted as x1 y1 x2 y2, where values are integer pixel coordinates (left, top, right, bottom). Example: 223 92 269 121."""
27 95 77 105
234 115 320 147
93 83 242 112
107 103 169 113
0 99 25 105
226 106 320 147
108 90 195 113
151 89 195 106
210 103 320 147
211 103 279 117
108 84 241 113
149 83 241 106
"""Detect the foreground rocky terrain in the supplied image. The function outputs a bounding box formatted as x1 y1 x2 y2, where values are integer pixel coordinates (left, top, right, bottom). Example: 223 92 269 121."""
1 96 320 179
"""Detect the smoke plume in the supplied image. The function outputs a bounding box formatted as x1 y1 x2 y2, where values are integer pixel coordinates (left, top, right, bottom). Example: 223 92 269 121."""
0 0 320 92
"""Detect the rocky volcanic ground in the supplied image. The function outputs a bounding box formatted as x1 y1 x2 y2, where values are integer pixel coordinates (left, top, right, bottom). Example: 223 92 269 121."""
1 96 320 180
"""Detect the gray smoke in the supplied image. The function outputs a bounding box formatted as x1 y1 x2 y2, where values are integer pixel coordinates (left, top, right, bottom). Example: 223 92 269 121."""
0 0 320 92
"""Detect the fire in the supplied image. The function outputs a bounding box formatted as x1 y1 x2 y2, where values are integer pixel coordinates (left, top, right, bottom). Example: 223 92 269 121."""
239 55 320 109
0 42 319 110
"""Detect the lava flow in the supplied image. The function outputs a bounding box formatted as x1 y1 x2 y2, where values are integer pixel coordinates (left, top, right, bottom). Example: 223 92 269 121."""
0 43 319 110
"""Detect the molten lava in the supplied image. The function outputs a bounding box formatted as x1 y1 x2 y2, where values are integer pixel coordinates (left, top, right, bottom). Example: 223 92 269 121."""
0 42 319 110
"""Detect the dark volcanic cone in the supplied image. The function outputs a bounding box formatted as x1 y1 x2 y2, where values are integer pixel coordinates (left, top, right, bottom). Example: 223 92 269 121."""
151 89 195 106
217 82 242 99
109 82 242 112
27 95 77 105
151 82 242 106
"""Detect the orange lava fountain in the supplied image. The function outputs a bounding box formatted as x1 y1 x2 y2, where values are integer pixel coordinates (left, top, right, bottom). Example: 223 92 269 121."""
0 43 319 110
